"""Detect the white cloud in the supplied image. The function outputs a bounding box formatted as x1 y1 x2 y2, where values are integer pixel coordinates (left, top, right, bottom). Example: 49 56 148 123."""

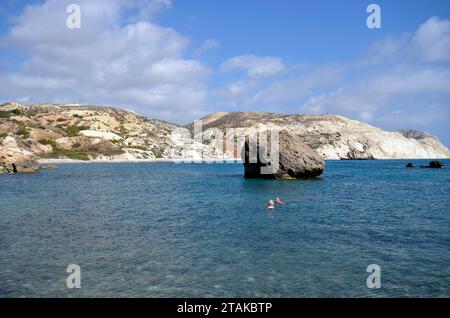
214 61 344 112
360 16 450 65
377 103 448 128
0 0 209 123
195 39 220 55
221 54 284 78
217 80 258 98
298 16 450 128
303 67 450 122
129 0 172 21
412 16 450 62
360 35 408 65
247 64 343 105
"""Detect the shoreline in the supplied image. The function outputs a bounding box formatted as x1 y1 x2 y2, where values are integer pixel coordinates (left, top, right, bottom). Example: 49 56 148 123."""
37 157 449 164
38 158 244 164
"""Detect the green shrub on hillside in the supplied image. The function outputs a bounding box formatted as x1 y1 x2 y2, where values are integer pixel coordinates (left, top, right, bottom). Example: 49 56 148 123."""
39 139 90 160
51 148 90 160
130 145 147 151
17 124 30 138
68 125 89 136
59 125 90 137
38 139 57 148
0 109 23 118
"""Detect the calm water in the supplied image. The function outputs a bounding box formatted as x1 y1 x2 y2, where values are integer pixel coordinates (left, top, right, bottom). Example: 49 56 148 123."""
0 160 449 297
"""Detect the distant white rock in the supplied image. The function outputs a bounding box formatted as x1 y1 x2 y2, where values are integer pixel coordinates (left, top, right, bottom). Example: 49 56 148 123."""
79 130 122 141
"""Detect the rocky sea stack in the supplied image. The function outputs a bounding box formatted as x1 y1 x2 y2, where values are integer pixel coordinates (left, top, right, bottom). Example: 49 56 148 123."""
242 129 325 179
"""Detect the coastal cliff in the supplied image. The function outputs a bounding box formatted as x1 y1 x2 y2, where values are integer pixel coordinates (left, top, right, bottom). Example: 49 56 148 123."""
193 112 450 160
0 102 218 162
1 102 449 163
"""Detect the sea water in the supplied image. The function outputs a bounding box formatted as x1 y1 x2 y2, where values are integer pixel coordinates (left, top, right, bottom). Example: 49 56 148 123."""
0 160 449 297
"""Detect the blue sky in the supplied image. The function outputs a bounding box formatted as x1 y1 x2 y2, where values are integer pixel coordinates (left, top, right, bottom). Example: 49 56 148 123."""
0 0 449 146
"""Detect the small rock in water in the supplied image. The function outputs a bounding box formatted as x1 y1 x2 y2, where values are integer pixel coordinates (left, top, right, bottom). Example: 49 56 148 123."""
14 160 40 173
406 162 414 168
428 160 444 168
420 160 444 169
41 164 58 170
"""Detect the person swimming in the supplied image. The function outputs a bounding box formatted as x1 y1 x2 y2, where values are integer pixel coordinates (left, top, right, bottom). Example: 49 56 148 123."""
275 196 284 204
267 200 275 209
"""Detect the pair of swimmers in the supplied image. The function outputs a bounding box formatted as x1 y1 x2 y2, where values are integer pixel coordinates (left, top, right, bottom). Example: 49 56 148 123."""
267 197 284 209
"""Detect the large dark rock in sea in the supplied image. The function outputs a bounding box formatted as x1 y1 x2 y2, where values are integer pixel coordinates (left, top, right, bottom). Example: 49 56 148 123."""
241 129 324 179
406 162 414 168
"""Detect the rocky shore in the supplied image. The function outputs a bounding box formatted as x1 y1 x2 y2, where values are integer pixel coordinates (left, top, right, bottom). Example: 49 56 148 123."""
0 136 40 174
1 102 449 170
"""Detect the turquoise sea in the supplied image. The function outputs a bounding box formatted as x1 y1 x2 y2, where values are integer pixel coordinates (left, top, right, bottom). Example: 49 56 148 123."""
0 160 449 297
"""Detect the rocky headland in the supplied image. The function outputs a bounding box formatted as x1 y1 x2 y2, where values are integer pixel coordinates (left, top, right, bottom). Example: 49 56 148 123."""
193 112 450 160
1 102 449 174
